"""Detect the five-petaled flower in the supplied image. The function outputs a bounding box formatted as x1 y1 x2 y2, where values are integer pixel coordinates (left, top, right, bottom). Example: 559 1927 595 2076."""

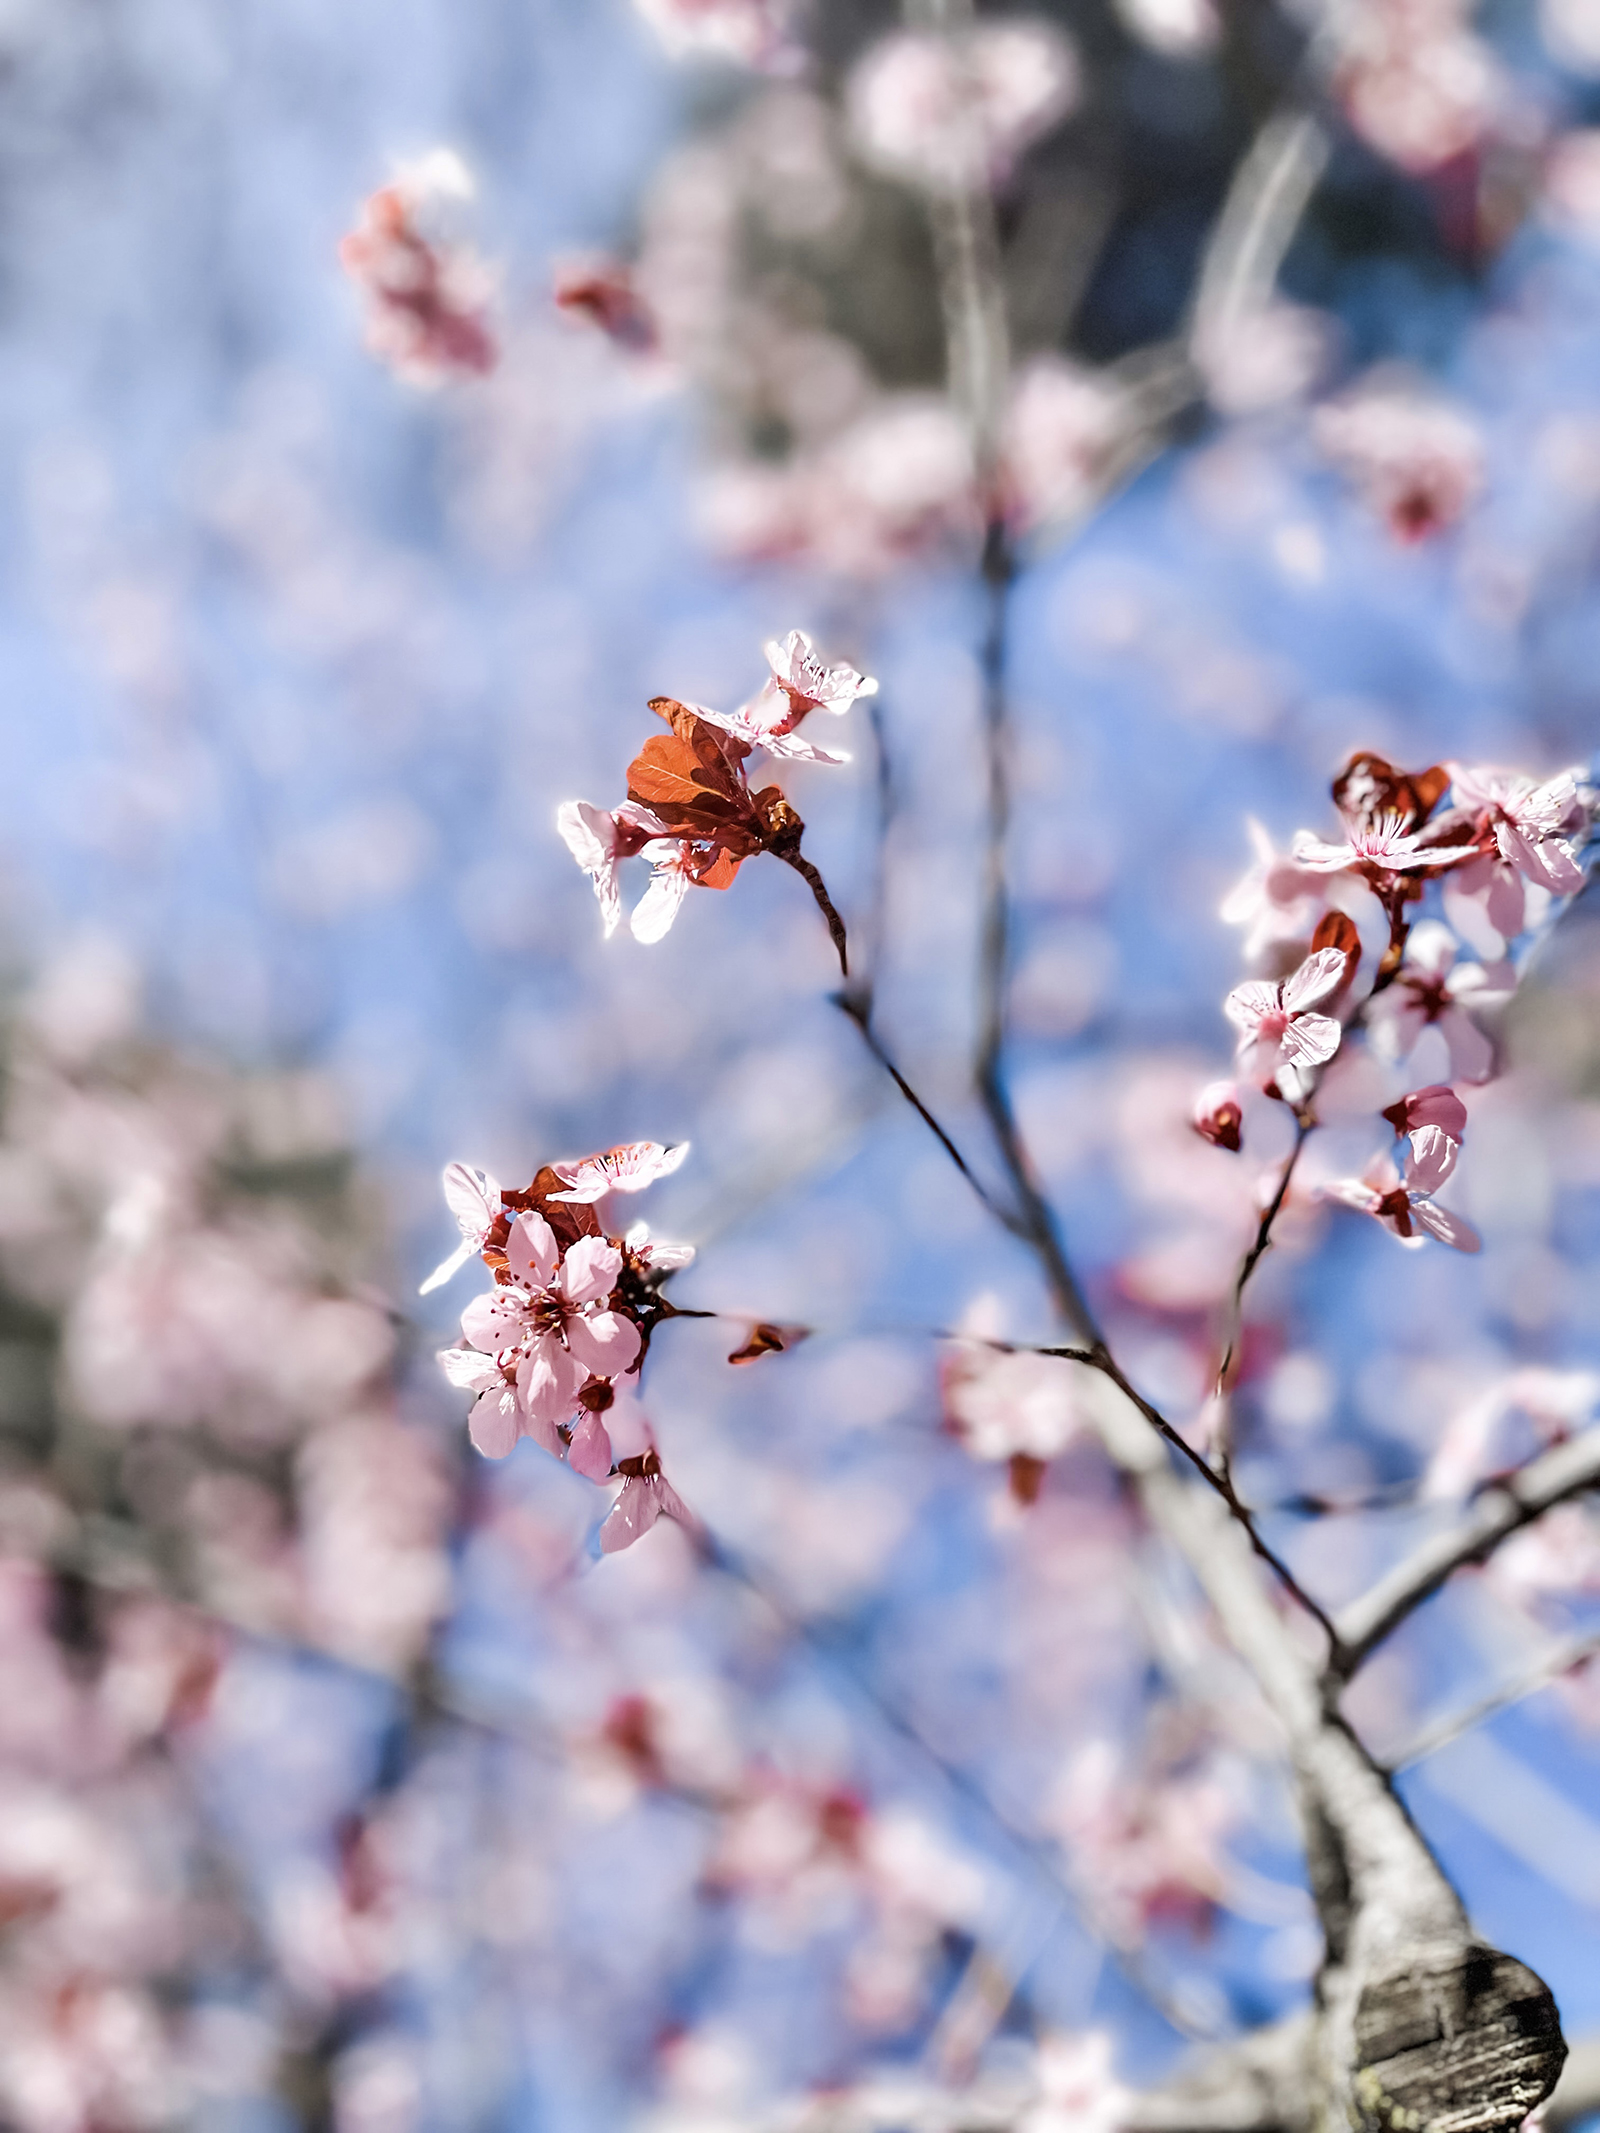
1322 1126 1480 1252
1364 922 1512 1084
1292 813 1472 878
557 800 670 938
1447 763 1587 897
1224 947 1347 1090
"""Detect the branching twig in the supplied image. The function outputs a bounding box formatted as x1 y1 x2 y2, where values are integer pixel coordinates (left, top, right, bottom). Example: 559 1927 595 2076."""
1331 1431 1600 1677
1384 1625 1600 1773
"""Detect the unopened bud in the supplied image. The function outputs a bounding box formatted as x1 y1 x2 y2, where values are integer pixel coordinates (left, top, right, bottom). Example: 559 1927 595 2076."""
1192 1080 1244 1152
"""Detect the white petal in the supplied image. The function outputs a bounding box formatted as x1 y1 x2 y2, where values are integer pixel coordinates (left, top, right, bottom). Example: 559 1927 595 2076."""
437 1346 503 1393
1280 1012 1343 1066
419 1237 477 1296
631 866 691 945
442 1162 500 1239
1224 981 1280 1034
1281 946 1349 1012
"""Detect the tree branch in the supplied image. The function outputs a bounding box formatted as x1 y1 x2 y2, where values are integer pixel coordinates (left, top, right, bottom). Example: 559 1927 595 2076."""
1331 1431 1600 1678
1384 1625 1600 1773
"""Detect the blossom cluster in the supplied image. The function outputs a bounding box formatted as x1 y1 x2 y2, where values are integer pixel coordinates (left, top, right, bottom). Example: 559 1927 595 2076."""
427 1141 700 1548
557 628 874 949
338 149 498 385
1198 749 1593 1256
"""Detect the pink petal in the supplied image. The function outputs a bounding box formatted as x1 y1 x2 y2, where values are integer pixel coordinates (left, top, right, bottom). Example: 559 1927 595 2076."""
599 1475 661 1552
1403 1124 1459 1196
567 1409 614 1481
1224 981 1280 1035
631 864 691 945
565 1308 642 1377
1440 1008 1494 1085
1281 946 1349 1012
518 1338 587 1427
507 1210 560 1287
1289 832 1357 871
437 1346 503 1393
548 1140 689 1204
460 1287 531 1355
1280 1011 1343 1066
469 1386 523 1459
559 1235 623 1304
1411 1199 1482 1253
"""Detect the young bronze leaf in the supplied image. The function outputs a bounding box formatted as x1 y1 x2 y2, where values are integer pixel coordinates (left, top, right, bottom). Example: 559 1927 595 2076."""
727 1322 811 1365
1311 909 1362 982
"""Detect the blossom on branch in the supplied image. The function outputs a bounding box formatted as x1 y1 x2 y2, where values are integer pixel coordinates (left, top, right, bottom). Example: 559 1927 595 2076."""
339 150 498 385
1219 818 1332 966
846 20 1079 194
1446 762 1588 895
601 1448 698 1552
1322 1126 1481 1251
557 799 671 938
1314 379 1484 541
549 1139 689 1204
1381 1083 1469 1143
1225 947 1347 1090
1365 921 1512 1083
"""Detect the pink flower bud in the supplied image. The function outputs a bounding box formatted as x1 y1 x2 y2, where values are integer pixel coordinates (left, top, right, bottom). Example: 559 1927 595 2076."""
1192 1080 1244 1152
1381 1084 1468 1141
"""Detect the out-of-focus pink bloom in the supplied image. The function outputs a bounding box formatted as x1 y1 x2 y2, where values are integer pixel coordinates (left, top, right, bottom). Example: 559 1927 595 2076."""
1485 1502 1600 1612
450 1216 639 1459
551 254 658 352
1441 848 1547 955
1053 1738 1238 1940
1366 922 1512 1083
1543 129 1600 236
1001 359 1124 534
846 22 1079 194
557 799 670 938
1225 947 1347 1087
419 1162 502 1295
1423 1367 1599 1500
1019 2031 1132 2133
1322 1126 1481 1251
1191 1080 1245 1152
548 1140 689 1204
1336 3 1502 175
600 1449 697 1552
1292 813 1474 876
1381 1083 1468 1142
1314 381 1484 541
1220 819 1332 963
632 0 802 71
1447 763 1587 895
1194 301 1333 417
942 1344 1099 1470
339 150 498 385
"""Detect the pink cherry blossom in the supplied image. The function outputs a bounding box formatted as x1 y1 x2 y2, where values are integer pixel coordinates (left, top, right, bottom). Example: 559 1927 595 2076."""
1441 848 1546 956
695 632 875 764
631 0 802 71
1224 946 1347 1087
1322 1127 1481 1252
1191 1080 1244 1151
1313 381 1484 539
600 1449 697 1552
548 1139 690 1203
419 1162 501 1295
1446 763 1587 896
847 22 1079 194
450 1214 640 1460
1219 818 1331 963
1291 813 1473 876
1336 12 1501 177
1365 921 1513 1084
338 150 498 386
557 799 670 937
1001 358 1125 534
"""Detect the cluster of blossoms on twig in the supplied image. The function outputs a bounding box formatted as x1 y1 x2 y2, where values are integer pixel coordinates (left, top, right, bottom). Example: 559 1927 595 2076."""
1197 746 1593 1258
557 629 874 968
427 1141 705 1550
338 149 498 385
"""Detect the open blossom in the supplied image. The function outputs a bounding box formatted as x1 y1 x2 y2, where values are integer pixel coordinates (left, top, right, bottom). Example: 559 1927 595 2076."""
1314 382 1484 541
557 799 670 938
846 21 1079 194
444 1215 641 1462
1322 1126 1481 1252
696 631 875 764
1447 763 1587 895
1225 946 1347 1087
1335 0 1502 175
419 1163 501 1294
1365 922 1512 1083
1219 818 1331 964
1292 811 1472 876
1001 359 1126 534
549 1139 689 1204
338 150 497 385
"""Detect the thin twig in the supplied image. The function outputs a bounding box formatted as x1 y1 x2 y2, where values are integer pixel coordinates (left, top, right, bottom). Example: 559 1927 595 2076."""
777 848 850 975
1383 1625 1600 1773
1331 1431 1600 1678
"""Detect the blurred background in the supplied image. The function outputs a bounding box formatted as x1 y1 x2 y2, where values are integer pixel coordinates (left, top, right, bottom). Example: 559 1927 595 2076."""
0 0 1598 2126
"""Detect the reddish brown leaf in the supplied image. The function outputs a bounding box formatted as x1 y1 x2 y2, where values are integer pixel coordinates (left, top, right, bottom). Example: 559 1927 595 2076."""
1008 1452 1048 1505
1332 752 1449 834
694 848 742 891
727 1322 811 1365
